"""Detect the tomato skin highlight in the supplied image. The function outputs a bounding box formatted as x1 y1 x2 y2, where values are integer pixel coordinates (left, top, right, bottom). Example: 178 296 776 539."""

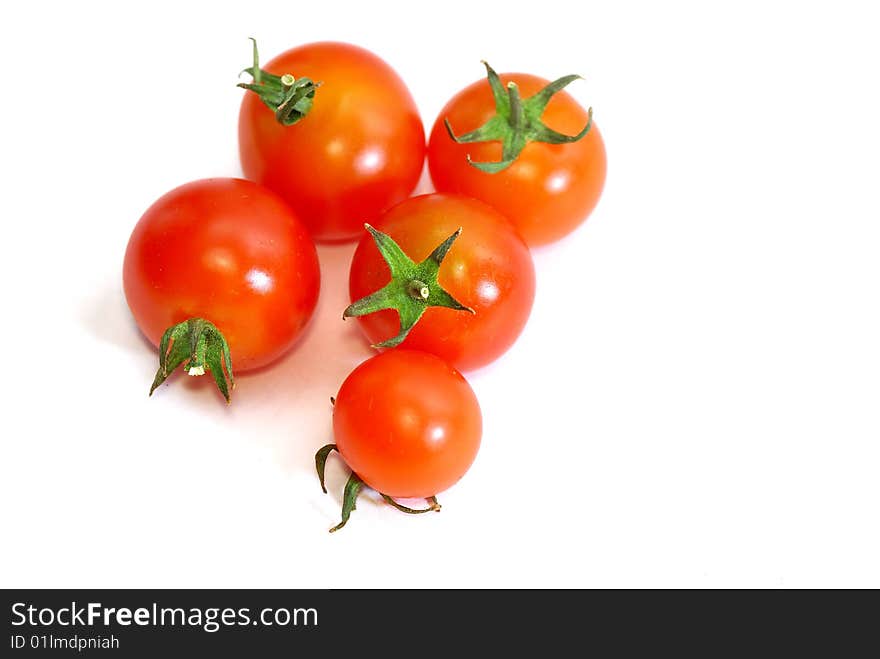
428 73 606 246
123 178 320 371
348 193 536 371
238 42 426 243
333 350 482 498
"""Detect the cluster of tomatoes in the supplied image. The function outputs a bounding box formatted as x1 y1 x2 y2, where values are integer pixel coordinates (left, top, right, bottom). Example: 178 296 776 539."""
123 40 606 531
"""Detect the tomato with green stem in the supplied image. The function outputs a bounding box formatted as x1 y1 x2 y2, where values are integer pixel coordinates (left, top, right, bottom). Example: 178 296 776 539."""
123 178 320 402
345 193 535 371
317 350 482 532
238 39 426 243
428 61 606 246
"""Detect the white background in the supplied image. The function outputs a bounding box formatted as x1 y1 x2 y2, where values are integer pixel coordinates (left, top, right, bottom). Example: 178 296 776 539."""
1 0 878 588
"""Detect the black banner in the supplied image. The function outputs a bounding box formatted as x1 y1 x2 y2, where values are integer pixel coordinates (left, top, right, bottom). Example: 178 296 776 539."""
1 589 874 655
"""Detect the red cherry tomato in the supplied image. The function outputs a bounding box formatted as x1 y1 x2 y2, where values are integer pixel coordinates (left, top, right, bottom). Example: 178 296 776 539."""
348 193 536 371
123 178 320 371
428 72 606 246
238 42 426 243
333 350 482 498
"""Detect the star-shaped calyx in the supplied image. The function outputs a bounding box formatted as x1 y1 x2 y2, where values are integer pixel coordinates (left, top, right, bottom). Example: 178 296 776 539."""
444 61 593 173
343 224 475 348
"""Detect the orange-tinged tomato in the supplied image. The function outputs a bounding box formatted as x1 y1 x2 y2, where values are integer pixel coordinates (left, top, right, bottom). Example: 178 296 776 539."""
348 194 536 371
333 350 482 498
123 178 320 372
428 72 606 246
239 42 425 243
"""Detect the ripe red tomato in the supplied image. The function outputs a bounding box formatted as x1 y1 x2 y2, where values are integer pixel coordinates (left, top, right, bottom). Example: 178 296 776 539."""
123 178 320 374
332 350 482 498
428 69 606 246
238 41 426 243
347 193 536 371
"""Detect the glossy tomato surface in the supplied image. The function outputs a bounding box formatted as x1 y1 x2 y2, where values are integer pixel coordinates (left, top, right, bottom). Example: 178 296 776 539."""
123 178 320 371
239 42 425 243
428 73 606 246
348 194 536 371
333 350 482 498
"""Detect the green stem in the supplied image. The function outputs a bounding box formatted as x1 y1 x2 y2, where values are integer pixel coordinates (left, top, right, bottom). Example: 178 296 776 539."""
237 38 319 127
407 280 430 300
507 82 524 131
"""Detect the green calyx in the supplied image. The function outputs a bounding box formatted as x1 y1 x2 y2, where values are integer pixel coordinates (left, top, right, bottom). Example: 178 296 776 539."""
343 224 475 349
316 444 441 533
237 38 319 126
444 60 593 173
149 318 235 403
